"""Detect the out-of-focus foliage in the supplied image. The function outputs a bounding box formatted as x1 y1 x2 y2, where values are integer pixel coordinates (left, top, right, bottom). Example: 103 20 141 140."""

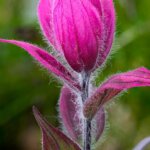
0 0 150 150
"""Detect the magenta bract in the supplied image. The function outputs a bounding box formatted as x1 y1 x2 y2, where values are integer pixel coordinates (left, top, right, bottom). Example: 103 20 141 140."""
93 0 116 69
0 39 80 91
0 0 116 77
38 0 115 72
84 67 150 119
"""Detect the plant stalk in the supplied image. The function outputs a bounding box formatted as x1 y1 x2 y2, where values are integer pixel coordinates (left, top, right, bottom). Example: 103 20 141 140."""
81 72 91 150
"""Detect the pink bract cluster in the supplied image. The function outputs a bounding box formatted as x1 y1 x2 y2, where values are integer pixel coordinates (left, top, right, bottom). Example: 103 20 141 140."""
0 0 150 149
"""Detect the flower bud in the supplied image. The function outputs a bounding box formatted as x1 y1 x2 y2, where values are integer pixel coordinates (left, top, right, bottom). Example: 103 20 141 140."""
38 0 116 73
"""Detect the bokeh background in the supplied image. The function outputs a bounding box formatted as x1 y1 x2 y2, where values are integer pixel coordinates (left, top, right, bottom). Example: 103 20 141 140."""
0 0 150 150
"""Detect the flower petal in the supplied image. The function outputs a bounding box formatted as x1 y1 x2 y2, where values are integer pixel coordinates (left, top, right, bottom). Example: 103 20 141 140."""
84 67 150 119
38 0 61 51
53 0 102 72
95 0 116 69
0 39 80 90
59 86 83 143
33 106 81 150
89 0 102 16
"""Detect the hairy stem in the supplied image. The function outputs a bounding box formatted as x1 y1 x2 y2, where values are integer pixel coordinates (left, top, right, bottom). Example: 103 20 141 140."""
81 72 91 150
84 119 91 150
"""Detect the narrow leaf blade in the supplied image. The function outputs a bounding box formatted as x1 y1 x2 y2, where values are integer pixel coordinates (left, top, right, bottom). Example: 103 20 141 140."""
84 67 150 119
0 39 80 91
33 106 81 150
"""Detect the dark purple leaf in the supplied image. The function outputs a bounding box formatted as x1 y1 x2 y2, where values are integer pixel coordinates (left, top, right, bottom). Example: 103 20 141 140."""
59 86 83 143
33 106 81 150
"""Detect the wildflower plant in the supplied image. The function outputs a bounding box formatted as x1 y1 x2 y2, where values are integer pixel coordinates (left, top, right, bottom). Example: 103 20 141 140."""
0 0 150 150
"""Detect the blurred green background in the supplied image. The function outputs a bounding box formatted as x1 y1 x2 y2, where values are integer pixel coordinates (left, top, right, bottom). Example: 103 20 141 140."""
0 0 150 150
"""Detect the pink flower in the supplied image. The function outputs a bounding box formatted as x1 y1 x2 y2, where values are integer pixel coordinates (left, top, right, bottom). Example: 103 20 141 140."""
0 0 115 86
1 0 150 149
38 0 115 72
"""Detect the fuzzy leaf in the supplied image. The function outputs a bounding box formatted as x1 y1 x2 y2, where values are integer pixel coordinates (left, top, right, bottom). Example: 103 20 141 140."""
84 67 150 119
59 86 83 142
0 39 80 91
93 107 105 142
33 106 81 150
